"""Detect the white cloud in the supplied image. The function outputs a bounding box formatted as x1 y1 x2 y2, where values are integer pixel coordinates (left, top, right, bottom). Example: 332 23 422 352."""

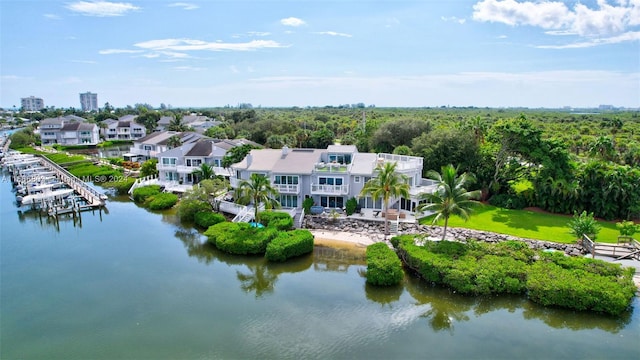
537 30 640 48
441 16 466 24
280 17 306 27
134 38 288 51
313 31 353 37
99 49 144 54
497 34 508 38
66 1 140 17
472 0 640 37
247 31 271 37
168 2 198 10
43 13 61 20
173 66 205 71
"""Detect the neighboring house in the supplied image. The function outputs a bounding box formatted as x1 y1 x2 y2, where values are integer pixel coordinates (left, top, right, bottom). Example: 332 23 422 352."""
125 131 207 162
39 115 99 145
101 115 146 140
155 114 215 131
156 138 257 185
229 145 436 213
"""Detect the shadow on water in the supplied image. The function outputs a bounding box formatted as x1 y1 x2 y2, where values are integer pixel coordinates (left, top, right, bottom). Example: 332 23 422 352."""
15 206 108 232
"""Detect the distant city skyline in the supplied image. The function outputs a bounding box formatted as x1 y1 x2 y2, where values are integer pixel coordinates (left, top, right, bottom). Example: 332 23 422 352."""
1 1 638 109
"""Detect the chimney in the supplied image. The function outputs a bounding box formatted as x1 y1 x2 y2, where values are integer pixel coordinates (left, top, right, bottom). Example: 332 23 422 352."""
282 146 289 157
246 153 253 167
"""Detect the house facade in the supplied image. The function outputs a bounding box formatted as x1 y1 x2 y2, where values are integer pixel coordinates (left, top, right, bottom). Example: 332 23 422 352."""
156 138 256 186
101 115 146 140
39 116 99 145
229 145 437 214
125 131 207 162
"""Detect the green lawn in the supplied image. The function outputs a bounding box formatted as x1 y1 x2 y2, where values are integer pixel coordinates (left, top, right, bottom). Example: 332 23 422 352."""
420 204 622 244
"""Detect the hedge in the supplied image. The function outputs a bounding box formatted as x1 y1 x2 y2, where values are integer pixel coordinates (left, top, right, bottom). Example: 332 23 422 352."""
265 229 314 262
194 211 226 229
147 192 178 210
365 242 403 286
204 222 278 255
259 211 293 231
395 235 636 314
132 185 162 203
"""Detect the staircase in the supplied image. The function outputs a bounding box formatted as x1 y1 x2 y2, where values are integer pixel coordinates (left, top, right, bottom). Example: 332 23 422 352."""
389 219 399 235
232 206 254 223
128 175 159 195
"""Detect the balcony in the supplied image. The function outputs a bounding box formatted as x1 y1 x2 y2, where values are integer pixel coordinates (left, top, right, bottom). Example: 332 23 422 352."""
409 178 439 197
128 148 153 157
157 163 177 170
314 162 350 173
273 183 300 194
376 153 423 171
310 184 349 195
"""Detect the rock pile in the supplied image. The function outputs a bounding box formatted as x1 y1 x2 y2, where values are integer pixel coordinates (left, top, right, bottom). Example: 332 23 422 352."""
303 216 585 256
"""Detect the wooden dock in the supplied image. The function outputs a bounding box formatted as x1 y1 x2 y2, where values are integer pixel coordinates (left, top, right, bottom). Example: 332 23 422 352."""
582 234 640 261
36 155 106 207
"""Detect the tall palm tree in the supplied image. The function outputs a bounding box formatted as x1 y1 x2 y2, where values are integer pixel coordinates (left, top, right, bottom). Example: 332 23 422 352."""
192 163 215 184
168 113 188 132
417 164 481 241
359 161 410 235
235 173 280 223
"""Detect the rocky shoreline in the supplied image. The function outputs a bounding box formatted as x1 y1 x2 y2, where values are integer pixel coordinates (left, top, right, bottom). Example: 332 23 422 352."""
303 216 585 256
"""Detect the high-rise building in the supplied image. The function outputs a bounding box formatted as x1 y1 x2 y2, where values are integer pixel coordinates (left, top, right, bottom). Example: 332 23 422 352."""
79 92 98 112
21 96 45 111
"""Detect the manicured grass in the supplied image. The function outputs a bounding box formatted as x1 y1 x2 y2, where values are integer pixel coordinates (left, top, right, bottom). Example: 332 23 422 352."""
420 204 621 244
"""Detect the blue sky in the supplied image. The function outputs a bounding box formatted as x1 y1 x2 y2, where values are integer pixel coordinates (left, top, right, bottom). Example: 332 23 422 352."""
1 0 639 109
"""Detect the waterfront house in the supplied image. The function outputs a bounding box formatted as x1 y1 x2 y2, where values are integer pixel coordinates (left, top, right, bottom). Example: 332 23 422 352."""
156 138 258 185
229 145 437 215
124 131 207 162
40 115 99 146
101 115 146 141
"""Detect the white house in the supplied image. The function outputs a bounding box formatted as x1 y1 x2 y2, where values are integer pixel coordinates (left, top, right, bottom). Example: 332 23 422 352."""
229 145 437 214
39 115 99 146
101 115 146 141
125 131 208 162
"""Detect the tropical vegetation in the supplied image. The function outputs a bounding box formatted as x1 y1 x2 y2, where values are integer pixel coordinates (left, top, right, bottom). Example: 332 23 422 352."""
359 162 410 235
365 242 403 286
235 173 280 223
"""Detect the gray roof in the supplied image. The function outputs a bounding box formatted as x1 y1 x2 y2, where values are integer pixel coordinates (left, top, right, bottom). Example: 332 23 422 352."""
63 115 87 122
185 140 214 157
158 116 173 126
136 131 180 144
118 115 137 122
40 117 64 125
233 148 323 174
60 122 96 131
327 144 358 153
350 152 378 175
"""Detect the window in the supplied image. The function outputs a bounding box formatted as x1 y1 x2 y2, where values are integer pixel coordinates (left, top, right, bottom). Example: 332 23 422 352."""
354 176 361 183
278 195 298 208
274 175 299 185
320 196 344 208
186 159 202 167
328 154 352 164
318 177 343 186
162 158 176 165
143 145 153 150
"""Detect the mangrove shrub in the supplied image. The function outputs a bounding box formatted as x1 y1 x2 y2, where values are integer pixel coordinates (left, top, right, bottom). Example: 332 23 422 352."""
265 229 314 262
365 242 403 286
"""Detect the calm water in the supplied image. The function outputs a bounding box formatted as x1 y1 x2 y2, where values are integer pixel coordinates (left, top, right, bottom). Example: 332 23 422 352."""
1 170 639 359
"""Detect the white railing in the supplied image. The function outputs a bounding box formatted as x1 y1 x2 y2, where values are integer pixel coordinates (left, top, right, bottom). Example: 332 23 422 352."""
157 164 177 170
273 183 300 193
310 184 349 195
128 174 158 195
314 162 351 173
219 200 247 216
376 153 423 171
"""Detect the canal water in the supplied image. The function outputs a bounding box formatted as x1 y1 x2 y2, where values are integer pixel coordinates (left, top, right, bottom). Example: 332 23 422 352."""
1 170 639 359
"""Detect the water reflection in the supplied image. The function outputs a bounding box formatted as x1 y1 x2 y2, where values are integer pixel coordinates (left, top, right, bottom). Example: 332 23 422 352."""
15 206 107 231
522 302 632 333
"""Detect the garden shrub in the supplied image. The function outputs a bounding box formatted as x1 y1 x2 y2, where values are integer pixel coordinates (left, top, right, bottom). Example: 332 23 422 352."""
102 177 135 195
147 192 178 210
345 197 358 216
259 211 293 230
302 197 314 215
527 261 635 316
265 229 314 262
194 211 226 229
132 185 162 203
204 222 278 255
365 242 403 286
488 193 526 210
568 210 601 240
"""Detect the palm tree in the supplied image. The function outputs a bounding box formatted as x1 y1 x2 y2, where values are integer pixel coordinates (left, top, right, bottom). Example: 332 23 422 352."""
417 164 481 241
192 163 215 184
168 113 188 132
235 173 280 223
359 161 410 236
167 135 182 149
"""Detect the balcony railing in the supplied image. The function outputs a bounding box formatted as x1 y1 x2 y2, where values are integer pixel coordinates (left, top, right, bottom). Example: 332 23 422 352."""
157 163 177 170
314 162 350 173
310 184 349 195
273 183 300 194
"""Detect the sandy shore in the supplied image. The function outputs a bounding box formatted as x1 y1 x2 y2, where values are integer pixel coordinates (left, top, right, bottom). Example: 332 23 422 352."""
310 230 376 249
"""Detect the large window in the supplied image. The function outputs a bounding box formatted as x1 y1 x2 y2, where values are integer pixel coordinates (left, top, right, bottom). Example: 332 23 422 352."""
186 159 202 167
320 196 344 208
279 195 298 208
162 158 176 165
328 154 351 164
318 177 343 185
358 196 382 210
274 175 299 185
